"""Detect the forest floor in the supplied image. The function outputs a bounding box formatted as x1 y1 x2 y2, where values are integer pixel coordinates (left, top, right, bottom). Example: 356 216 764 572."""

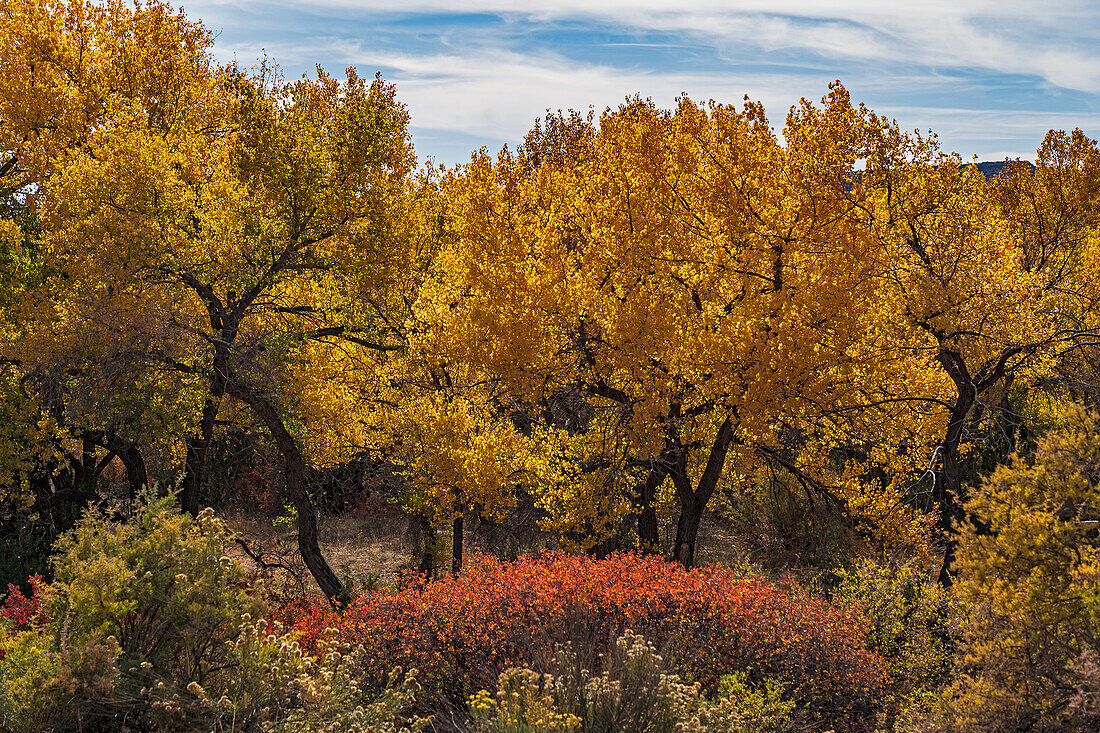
223 508 749 597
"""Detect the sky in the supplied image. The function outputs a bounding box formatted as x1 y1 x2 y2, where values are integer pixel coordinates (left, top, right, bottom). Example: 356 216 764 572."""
181 0 1100 168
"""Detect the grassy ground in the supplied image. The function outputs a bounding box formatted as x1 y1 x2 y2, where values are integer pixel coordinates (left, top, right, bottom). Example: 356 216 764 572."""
222 506 753 597
224 510 418 595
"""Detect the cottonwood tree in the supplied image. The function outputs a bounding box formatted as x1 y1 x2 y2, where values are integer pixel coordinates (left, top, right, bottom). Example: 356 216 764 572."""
340 356 576 573
419 86 944 566
862 125 1100 583
0 0 215 507
2 0 420 602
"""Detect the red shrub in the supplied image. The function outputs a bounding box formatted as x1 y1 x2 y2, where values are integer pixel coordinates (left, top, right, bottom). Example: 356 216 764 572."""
268 592 333 654
330 553 888 729
1 574 50 633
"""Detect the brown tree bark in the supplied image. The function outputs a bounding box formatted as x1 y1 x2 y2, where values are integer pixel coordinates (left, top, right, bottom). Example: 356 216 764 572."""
180 340 232 516
670 416 735 568
225 379 345 605
86 430 149 502
935 348 978 586
118 443 149 503
417 515 437 577
451 515 463 575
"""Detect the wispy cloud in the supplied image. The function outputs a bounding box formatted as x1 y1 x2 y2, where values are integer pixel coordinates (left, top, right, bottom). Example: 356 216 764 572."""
184 0 1100 164
195 0 1100 90
324 45 813 135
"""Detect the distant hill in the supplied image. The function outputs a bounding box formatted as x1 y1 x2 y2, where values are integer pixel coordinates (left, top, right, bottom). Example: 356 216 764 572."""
968 160 1035 179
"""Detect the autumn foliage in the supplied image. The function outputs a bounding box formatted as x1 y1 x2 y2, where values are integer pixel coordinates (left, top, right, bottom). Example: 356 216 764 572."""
0 575 48 632
329 553 887 728
6 0 1100 730
947 405 1100 730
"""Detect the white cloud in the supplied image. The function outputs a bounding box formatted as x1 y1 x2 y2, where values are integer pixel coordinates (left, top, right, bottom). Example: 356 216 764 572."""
182 0 1100 163
189 0 1100 92
305 43 828 138
318 42 1096 162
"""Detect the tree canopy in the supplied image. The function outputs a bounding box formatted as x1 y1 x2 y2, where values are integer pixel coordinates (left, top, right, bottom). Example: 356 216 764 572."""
3 0 1100 596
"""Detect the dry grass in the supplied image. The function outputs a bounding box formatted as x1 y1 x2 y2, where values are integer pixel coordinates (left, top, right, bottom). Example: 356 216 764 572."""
223 510 421 595
221 506 752 597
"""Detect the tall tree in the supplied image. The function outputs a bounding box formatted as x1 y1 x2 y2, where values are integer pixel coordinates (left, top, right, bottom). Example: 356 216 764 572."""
863 127 1100 583
2 0 420 601
0 0 215 508
419 86 944 566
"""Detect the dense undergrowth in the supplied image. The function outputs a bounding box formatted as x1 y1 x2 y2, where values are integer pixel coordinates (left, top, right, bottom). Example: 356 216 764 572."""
327 553 887 724
7 401 1100 733
0 497 890 732
3 2 1100 730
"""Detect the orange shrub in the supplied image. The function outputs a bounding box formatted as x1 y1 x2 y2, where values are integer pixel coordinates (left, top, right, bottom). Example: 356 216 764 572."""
269 592 333 654
330 553 887 729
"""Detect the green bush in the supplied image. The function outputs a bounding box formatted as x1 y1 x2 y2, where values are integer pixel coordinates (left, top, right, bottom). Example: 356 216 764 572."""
944 404 1100 731
0 495 426 732
833 556 956 716
468 630 804 733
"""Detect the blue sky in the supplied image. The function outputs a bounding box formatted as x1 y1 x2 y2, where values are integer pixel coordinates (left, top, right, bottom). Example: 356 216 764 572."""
183 0 1100 167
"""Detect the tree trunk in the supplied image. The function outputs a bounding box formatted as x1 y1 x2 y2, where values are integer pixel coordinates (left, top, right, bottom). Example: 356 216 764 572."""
935 403 972 586
586 534 618 559
225 379 345 605
87 431 149 503
80 435 97 490
417 516 437 577
118 443 149 503
671 475 703 568
451 515 463 575
63 434 115 500
935 349 978 586
180 344 231 516
670 417 734 568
